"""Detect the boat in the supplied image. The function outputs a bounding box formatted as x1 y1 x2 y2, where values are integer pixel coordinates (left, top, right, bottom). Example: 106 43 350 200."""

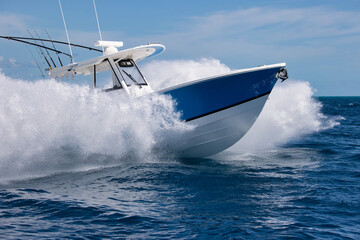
0 36 288 157
0 0 288 158
48 41 288 157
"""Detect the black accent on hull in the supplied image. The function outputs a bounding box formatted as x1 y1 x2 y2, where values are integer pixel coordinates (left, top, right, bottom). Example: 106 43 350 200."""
185 91 271 122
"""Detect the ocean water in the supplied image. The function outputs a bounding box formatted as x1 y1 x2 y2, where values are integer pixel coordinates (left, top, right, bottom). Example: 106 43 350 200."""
0 60 359 239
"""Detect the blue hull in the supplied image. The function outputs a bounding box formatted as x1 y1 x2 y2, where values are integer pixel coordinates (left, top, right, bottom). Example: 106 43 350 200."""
162 66 281 122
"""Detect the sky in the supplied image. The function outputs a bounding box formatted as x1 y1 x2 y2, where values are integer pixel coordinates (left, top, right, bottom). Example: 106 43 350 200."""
0 0 359 96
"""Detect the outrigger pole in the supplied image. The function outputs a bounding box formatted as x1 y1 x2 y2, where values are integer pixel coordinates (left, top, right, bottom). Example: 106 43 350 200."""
0 34 104 78
0 36 72 58
0 34 103 70
0 36 102 53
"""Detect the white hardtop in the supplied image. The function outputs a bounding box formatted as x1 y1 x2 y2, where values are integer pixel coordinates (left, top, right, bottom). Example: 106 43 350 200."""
49 43 165 79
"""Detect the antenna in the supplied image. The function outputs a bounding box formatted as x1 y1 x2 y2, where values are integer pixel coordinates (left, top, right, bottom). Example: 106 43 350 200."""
93 0 104 54
58 0 74 63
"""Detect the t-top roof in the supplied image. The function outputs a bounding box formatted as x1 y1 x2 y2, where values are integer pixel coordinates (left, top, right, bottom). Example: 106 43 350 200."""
49 43 165 78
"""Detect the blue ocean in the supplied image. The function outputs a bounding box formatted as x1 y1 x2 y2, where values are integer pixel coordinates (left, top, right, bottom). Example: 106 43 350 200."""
0 62 359 239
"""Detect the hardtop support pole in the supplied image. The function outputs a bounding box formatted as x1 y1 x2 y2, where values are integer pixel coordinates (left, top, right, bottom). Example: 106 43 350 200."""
107 58 130 94
91 64 96 89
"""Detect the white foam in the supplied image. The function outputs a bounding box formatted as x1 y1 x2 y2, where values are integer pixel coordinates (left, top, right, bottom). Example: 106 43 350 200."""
0 71 190 181
142 58 231 91
231 80 340 151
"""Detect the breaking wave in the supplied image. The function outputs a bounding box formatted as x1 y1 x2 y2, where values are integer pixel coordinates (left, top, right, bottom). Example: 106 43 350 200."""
0 58 339 181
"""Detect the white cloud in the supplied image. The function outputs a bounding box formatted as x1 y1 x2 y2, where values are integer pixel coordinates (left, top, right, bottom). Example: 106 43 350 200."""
186 7 360 42
137 6 360 67
9 58 16 65
0 13 33 34
0 56 4 62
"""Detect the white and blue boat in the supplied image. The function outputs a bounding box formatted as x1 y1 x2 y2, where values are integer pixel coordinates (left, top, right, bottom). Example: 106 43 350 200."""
0 37 288 158
49 41 288 157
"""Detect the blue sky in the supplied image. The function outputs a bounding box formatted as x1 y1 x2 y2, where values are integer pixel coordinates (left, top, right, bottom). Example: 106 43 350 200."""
0 0 359 96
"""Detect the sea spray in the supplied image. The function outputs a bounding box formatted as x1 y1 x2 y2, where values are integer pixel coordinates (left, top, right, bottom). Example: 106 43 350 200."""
0 71 190 181
142 58 231 90
231 80 341 151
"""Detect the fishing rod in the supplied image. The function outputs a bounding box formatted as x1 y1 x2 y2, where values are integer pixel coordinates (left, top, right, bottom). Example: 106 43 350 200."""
27 30 52 69
34 30 57 68
24 30 48 69
45 30 63 67
0 36 102 52
0 36 72 58
25 45 45 78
